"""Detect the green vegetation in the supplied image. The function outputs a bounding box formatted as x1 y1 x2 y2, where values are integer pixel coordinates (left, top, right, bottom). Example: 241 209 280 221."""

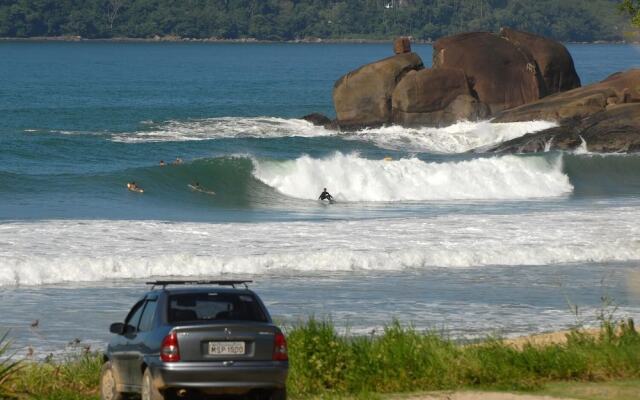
0 0 632 42
621 0 640 27
0 331 23 400
287 318 640 396
6 354 101 400
2 318 639 399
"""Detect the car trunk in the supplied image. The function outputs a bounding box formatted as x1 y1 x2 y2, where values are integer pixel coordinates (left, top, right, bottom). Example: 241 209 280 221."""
174 322 277 362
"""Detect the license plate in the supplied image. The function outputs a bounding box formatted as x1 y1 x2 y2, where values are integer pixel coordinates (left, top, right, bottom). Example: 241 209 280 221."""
208 341 245 355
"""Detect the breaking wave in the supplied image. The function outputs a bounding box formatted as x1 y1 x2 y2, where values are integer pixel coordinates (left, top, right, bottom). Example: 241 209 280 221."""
349 120 557 153
109 117 555 153
110 117 335 143
1 211 639 286
252 152 573 201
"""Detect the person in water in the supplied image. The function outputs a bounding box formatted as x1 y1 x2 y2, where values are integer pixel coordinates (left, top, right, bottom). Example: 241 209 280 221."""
173 157 183 165
159 160 165 167
319 188 333 201
127 181 143 192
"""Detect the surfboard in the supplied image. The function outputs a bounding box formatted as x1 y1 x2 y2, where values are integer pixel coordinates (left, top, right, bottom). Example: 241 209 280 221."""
128 187 144 193
188 184 216 195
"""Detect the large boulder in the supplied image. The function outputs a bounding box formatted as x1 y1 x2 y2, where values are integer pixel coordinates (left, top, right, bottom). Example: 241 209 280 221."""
433 32 545 113
393 37 411 54
489 103 640 154
494 69 640 123
500 28 581 95
333 52 424 129
391 68 490 126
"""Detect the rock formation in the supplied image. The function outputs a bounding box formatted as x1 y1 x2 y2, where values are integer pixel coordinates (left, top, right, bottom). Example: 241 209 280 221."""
432 32 544 113
489 69 640 153
499 28 581 96
391 68 490 126
393 37 411 54
332 29 581 130
332 52 423 129
494 69 640 123
301 113 332 126
489 103 640 154
326 30 638 152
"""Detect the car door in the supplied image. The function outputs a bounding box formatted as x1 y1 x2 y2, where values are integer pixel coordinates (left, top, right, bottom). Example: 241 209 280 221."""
126 298 158 387
115 300 145 388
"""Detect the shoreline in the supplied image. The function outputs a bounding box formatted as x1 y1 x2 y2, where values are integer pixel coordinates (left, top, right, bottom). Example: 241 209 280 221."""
0 35 636 45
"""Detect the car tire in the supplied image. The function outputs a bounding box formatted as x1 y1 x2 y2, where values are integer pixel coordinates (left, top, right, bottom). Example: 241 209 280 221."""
100 361 124 400
141 368 164 400
269 387 286 400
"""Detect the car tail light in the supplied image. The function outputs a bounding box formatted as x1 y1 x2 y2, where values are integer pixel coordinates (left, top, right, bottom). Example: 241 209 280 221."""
161 331 180 362
273 331 288 361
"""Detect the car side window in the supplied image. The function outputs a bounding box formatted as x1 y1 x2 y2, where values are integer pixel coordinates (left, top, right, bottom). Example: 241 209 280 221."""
125 300 145 330
138 300 157 332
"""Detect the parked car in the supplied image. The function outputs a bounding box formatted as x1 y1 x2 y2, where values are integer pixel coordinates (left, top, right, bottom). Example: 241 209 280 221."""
100 280 288 400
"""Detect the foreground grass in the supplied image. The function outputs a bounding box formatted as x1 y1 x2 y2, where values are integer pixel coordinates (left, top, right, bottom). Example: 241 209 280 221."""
287 318 640 396
2 319 640 399
8 354 101 400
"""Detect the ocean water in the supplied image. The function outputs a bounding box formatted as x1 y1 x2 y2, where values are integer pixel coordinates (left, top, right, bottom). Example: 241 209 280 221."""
1 42 640 357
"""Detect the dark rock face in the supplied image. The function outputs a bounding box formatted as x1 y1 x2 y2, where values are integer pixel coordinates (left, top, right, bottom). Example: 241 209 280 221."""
494 69 640 123
391 68 490 126
301 113 332 127
500 27 581 95
433 32 544 113
333 52 424 129
489 103 640 154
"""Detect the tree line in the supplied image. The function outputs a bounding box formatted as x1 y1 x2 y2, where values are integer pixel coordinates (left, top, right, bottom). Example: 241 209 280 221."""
621 0 640 27
0 0 633 42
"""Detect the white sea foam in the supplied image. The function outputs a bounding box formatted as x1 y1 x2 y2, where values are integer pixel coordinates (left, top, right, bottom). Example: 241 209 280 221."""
2 207 639 287
111 117 335 143
252 152 573 201
111 117 555 153
348 120 557 153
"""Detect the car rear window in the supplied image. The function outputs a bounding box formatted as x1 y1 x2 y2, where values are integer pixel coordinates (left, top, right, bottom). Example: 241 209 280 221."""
168 292 268 323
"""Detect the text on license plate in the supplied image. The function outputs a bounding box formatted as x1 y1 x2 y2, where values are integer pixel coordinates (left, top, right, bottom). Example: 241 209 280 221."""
208 341 245 355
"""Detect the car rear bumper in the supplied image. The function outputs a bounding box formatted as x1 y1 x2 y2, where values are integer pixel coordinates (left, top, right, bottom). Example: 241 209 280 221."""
149 360 288 390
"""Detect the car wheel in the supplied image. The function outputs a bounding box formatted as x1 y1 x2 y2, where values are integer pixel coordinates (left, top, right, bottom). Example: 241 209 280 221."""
141 368 164 400
269 387 286 400
100 361 124 400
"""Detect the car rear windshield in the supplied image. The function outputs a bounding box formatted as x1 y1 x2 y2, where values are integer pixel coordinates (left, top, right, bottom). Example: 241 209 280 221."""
168 292 268 323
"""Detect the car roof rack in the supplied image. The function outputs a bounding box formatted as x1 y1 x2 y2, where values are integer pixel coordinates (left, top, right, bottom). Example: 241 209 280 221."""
146 280 252 290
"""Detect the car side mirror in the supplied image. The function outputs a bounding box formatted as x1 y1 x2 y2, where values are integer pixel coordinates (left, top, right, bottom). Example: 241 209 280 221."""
110 322 125 335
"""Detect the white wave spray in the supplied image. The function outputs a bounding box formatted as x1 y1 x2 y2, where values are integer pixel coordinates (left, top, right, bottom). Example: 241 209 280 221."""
252 153 573 201
111 117 335 143
1 208 640 287
347 120 557 153
110 117 555 153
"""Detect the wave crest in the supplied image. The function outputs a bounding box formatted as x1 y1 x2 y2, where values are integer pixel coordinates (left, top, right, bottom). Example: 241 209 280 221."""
1 213 639 286
252 153 573 201
110 117 555 153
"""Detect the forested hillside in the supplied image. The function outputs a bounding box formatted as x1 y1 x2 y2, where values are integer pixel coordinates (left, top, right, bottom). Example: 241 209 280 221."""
0 0 633 42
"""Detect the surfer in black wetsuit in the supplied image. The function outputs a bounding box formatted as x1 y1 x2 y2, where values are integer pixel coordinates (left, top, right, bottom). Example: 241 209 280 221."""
319 188 333 201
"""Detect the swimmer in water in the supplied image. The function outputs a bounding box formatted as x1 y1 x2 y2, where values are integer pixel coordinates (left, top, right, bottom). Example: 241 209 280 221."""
127 181 144 193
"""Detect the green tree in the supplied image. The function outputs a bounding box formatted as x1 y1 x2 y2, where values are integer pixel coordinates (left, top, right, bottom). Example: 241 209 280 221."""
620 0 640 26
